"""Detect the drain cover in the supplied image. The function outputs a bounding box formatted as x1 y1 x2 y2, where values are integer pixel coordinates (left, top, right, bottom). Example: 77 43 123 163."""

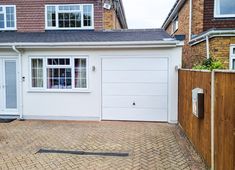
37 148 129 157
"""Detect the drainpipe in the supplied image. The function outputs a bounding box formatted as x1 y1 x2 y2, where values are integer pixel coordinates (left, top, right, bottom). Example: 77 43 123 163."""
189 0 192 41
12 45 23 120
206 36 210 59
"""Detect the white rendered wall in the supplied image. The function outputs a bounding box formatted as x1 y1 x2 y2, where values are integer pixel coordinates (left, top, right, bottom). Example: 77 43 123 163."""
1 47 182 123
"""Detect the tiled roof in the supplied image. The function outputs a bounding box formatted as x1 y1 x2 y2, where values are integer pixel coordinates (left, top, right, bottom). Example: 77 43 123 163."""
0 29 173 44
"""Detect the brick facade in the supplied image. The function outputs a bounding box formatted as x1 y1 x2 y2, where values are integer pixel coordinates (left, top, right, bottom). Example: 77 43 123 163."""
103 9 121 30
0 0 125 32
203 0 235 31
164 0 235 68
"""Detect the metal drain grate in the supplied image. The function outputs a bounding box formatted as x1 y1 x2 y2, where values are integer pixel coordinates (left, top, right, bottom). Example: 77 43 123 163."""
37 148 129 157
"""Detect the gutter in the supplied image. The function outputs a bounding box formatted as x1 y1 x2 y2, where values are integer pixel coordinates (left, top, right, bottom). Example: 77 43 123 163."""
0 40 183 49
12 45 23 120
189 30 235 46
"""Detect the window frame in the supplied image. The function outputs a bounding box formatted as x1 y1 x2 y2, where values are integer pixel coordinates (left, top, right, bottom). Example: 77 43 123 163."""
230 45 235 70
214 0 235 18
0 5 17 31
45 4 94 30
172 15 179 34
29 56 89 92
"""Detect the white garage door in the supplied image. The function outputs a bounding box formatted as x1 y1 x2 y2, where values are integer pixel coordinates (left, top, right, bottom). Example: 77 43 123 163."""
102 57 168 121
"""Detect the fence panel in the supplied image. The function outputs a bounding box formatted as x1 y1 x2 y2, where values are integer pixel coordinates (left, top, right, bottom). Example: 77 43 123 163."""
214 72 235 170
178 70 211 167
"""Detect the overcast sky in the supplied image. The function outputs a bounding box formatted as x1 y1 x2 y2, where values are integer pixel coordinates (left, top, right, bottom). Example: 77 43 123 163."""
122 0 176 29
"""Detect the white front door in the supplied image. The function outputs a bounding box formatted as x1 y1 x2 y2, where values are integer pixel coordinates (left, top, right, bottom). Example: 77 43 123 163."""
0 58 19 115
102 57 168 122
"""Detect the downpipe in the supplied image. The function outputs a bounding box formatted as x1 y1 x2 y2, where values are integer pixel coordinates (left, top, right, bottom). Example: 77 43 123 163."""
12 45 24 120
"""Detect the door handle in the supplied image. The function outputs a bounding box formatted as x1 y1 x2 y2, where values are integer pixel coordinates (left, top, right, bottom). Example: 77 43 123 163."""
133 102 136 106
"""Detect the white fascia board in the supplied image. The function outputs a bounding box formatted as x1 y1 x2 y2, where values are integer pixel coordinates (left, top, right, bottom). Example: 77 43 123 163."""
162 0 186 29
190 30 235 46
0 41 183 49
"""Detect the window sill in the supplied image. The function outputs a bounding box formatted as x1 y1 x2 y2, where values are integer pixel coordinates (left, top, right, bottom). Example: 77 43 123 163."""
27 89 92 93
214 15 235 19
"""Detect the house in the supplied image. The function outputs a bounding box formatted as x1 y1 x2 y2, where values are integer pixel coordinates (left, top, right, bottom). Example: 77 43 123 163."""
0 0 183 123
162 0 235 69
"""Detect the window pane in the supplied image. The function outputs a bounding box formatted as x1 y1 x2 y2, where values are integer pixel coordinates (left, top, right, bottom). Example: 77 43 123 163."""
233 48 235 54
47 58 70 65
232 59 235 69
47 6 56 27
74 58 87 88
83 5 92 27
6 7 15 28
59 12 81 28
31 59 43 88
0 14 4 28
47 68 72 89
219 0 235 15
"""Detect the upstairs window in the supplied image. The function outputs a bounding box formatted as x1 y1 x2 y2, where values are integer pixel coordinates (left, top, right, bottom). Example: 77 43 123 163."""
172 16 178 34
230 46 235 70
0 5 16 30
45 4 94 30
215 0 235 17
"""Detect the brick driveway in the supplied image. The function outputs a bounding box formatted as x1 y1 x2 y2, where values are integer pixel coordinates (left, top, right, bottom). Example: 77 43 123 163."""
0 120 206 170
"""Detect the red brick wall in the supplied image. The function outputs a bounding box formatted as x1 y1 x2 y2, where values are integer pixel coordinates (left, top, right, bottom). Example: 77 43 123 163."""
0 0 103 32
203 0 235 31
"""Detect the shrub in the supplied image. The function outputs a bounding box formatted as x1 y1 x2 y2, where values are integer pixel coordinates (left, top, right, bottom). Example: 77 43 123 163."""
193 58 224 71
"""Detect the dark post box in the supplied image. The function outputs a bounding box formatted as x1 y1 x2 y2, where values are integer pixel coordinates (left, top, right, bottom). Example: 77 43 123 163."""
192 88 204 119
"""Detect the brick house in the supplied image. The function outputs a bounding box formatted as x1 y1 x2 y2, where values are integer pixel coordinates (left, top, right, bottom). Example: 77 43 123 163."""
162 0 235 69
0 0 183 123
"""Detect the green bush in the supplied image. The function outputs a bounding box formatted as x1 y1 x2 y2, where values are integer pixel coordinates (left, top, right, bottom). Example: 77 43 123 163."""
193 58 224 71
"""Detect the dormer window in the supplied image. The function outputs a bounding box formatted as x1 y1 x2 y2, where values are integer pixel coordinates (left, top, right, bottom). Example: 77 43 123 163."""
45 4 94 30
0 5 16 31
214 0 235 18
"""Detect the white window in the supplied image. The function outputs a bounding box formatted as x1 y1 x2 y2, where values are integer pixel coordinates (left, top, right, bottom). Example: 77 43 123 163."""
0 5 16 30
230 45 235 70
214 0 235 17
45 4 94 30
172 16 178 34
30 57 88 91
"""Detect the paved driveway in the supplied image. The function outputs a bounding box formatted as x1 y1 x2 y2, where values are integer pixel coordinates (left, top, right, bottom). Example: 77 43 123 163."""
0 120 206 170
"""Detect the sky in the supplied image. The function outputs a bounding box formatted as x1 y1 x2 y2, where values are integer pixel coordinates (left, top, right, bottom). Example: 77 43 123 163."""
122 0 176 29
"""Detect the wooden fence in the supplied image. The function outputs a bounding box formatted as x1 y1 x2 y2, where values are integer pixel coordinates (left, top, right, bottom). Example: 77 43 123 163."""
178 69 235 170
214 72 235 170
178 70 211 166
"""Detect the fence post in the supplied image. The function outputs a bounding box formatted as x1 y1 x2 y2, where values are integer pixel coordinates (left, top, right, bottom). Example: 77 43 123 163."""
211 70 215 170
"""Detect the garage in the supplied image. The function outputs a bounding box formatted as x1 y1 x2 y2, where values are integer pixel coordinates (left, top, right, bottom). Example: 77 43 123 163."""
102 57 169 121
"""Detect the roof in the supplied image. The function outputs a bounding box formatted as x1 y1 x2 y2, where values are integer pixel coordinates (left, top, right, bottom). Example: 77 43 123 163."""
0 29 173 44
162 0 186 29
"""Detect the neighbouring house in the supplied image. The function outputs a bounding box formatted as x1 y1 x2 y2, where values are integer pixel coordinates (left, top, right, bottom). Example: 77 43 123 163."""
162 0 235 69
0 0 183 123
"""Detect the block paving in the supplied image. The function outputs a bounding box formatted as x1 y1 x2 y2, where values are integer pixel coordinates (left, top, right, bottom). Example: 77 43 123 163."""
0 120 207 170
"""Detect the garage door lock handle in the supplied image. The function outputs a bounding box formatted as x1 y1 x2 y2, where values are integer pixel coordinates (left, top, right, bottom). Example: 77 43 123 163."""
133 102 136 106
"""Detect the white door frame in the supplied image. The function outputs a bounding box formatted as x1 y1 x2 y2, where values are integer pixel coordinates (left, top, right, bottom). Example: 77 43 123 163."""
0 56 20 115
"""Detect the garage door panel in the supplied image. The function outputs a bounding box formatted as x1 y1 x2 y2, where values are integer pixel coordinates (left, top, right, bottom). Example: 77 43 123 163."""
102 108 168 121
102 83 167 96
103 96 167 109
102 58 168 71
102 57 168 122
103 70 168 83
